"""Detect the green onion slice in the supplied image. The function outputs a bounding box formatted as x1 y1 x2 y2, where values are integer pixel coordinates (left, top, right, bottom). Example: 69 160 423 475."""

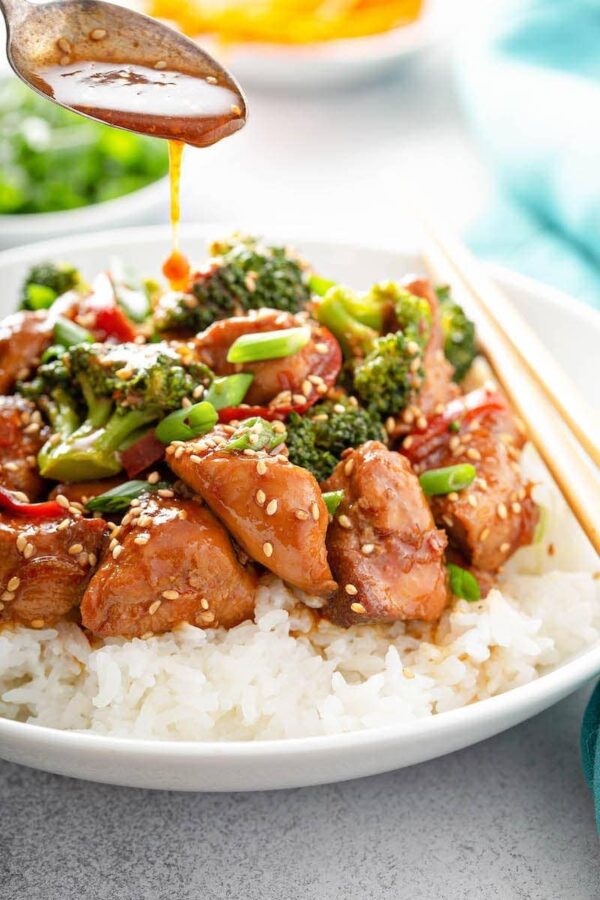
85 479 170 513
53 316 94 348
155 401 218 444
419 463 476 496
308 274 336 297
322 490 344 517
204 374 254 410
226 326 311 364
447 564 481 602
223 417 287 453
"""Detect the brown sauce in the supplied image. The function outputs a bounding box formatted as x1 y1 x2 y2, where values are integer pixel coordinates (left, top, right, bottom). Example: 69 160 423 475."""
32 59 246 290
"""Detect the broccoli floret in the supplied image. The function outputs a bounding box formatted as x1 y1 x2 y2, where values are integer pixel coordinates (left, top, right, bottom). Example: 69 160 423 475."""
20 262 81 311
316 282 431 419
286 399 385 482
154 235 311 334
436 285 476 382
27 342 213 482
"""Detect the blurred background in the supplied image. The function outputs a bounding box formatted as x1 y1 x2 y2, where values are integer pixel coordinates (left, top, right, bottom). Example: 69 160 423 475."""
1 0 598 306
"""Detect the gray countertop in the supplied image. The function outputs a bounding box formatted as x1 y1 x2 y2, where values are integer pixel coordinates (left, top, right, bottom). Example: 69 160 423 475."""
1 686 598 900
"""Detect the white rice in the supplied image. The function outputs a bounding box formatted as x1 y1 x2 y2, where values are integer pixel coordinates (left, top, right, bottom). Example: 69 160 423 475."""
0 446 598 741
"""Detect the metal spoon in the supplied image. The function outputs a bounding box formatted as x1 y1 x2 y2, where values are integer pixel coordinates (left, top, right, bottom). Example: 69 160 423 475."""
0 0 247 147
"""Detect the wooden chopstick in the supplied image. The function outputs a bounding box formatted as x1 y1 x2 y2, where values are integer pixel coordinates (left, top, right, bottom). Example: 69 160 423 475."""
418 228 600 555
418 211 600 468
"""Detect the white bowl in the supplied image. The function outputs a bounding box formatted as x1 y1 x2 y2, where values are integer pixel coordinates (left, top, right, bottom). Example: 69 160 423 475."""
183 0 449 90
0 177 169 250
0 224 598 791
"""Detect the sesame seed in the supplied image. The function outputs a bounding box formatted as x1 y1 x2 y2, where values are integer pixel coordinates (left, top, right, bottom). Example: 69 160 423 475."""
410 357 422 374
1 590 13 602
256 460 267 475
263 541 274 558
272 420 286 433
480 527 490 541
59 54 71 65
88 553 97 567
231 104 242 116
497 503 508 520
200 598 209 610
149 600 162 615
416 416 427 430
266 499 278 516
154 60 167 69
255 490 266 507
23 422 40 434
449 436 461 451
311 502 320 521
16 534 27 552
201 611 215 624
345 583 358 595
134 535 150 546
467 494 478 508
112 545 123 559
344 458 354 476
157 489 174 498
192 384 205 399
403 436 414 449
206 75 217 84
361 543 375 556
512 501 522 514
146 471 160 485
315 343 328 354
403 667 415 679
302 380 313 397
402 408 415 424
447 492 459 502
56 494 70 509
316 383 328 395
294 509 309 521
338 515 352 529
3 462 18 472
162 589 179 600
248 433 259 445
89 27 107 39
130 499 141 508
293 394 307 405
350 602 366 614
500 542 511 553
189 454 202 464
243 449 256 457
7 576 20 592
140 632 154 640
333 403 346 414
57 37 71 53
385 417 396 434
23 543 34 559
12 492 29 503
407 340 420 356
466 448 481 461
30 619 45 629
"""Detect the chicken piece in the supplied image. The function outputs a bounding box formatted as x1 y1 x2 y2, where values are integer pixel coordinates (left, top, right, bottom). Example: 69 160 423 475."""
48 476 126 507
0 311 53 393
0 395 48 500
404 389 539 572
0 512 108 628
402 277 459 422
321 442 449 627
81 494 257 636
168 426 336 596
193 308 341 407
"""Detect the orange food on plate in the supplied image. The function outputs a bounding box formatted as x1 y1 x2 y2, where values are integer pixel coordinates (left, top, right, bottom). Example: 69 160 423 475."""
148 0 423 45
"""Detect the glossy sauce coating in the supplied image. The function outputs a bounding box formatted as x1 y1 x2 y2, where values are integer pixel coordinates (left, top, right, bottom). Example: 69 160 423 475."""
0 512 108 628
0 395 49 501
81 494 258 636
322 442 449 626
168 429 336 596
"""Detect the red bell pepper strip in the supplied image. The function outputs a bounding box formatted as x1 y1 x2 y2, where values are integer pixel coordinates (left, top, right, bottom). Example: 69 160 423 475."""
0 487 66 519
402 389 506 464
120 430 166 478
78 272 137 343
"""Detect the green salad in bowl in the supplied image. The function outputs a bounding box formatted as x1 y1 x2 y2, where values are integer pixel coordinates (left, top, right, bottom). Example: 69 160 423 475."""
0 77 170 248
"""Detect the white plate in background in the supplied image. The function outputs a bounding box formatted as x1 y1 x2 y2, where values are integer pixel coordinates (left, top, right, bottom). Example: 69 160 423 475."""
0 224 598 791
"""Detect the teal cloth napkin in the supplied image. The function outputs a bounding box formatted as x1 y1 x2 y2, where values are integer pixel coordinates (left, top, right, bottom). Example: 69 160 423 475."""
454 0 600 830
454 0 600 309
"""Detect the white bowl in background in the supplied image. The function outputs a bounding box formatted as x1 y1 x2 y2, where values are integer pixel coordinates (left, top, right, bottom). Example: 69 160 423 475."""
0 224 598 792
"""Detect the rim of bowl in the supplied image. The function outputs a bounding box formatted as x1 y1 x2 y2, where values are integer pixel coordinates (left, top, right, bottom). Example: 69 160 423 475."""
0 223 598 759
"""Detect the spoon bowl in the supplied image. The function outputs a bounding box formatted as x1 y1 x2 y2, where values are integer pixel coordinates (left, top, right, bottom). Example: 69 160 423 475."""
0 0 246 146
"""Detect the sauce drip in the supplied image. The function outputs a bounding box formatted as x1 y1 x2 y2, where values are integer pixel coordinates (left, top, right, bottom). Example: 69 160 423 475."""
31 58 245 292
162 140 191 289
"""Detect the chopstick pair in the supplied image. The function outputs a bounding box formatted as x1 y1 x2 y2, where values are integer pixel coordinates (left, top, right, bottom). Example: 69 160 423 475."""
414 210 600 555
